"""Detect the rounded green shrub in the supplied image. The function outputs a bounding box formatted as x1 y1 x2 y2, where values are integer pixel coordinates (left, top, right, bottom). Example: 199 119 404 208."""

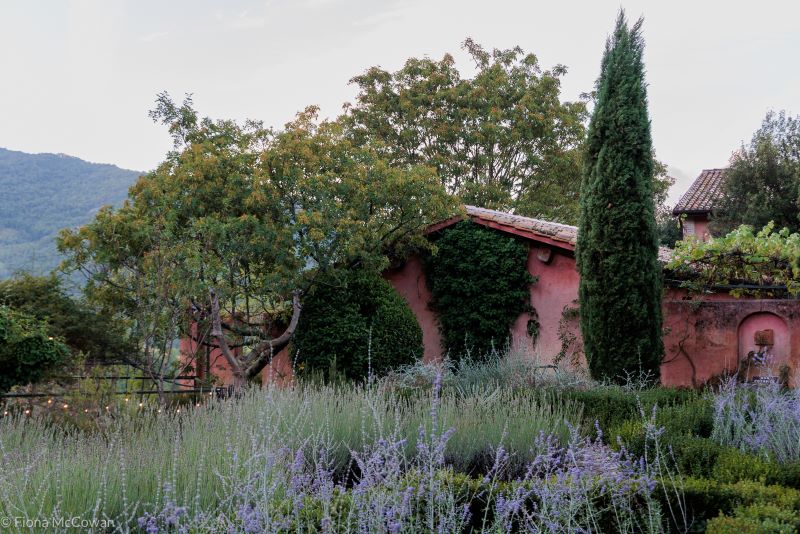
425 221 536 360
292 270 423 381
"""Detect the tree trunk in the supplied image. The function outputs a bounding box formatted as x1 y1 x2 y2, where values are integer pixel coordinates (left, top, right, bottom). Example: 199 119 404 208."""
209 288 302 389
244 290 302 379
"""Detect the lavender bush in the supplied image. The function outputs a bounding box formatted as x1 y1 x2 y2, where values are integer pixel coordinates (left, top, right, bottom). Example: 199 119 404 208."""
712 377 800 463
0 371 685 532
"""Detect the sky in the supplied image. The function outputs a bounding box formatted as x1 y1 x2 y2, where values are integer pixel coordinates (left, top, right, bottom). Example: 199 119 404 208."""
1 0 798 204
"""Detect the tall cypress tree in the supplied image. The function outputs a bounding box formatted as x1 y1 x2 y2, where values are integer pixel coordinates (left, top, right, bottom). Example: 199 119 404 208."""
577 12 663 383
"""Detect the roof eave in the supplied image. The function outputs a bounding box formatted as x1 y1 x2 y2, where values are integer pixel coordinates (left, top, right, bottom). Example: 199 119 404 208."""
672 208 713 216
424 212 576 252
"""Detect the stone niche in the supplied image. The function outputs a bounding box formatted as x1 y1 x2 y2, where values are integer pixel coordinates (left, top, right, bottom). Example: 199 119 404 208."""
738 312 790 383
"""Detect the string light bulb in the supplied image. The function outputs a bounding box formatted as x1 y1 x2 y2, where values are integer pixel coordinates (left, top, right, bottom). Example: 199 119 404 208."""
62 404 68 409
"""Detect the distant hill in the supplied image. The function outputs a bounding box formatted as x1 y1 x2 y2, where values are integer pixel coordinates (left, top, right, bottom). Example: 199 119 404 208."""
0 147 141 278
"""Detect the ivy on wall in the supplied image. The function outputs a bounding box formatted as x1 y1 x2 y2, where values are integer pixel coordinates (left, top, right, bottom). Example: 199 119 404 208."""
425 221 537 361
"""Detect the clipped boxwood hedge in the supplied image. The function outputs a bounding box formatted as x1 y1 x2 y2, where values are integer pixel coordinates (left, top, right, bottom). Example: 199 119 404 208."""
292 269 423 381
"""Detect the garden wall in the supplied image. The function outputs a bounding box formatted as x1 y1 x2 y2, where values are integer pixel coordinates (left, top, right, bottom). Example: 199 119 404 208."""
182 243 800 389
385 248 800 388
661 291 800 387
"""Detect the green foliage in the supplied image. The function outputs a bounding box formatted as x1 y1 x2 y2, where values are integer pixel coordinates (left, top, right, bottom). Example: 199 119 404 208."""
0 147 139 278
0 273 131 361
345 39 587 222
677 477 800 532
713 111 800 235
0 306 69 393
713 448 776 484
706 504 800 534
657 206 683 247
577 12 663 383
425 221 535 360
565 386 699 434
668 222 800 296
292 270 423 381
58 94 457 384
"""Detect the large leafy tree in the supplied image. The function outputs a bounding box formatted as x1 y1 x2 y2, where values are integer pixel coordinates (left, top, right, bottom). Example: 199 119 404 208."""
345 39 588 222
577 13 663 383
712 111 800 234
59 94 456 389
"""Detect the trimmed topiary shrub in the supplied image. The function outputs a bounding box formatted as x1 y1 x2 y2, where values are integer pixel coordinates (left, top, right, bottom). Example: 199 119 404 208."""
292 270 423 381
425 221 536 361
706 504 800 534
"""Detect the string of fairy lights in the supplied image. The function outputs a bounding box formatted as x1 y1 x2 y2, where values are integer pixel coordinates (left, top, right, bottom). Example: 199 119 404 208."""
1 390 222 418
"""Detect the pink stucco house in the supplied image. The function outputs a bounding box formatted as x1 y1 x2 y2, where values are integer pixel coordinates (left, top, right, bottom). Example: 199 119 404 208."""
185 180 800 388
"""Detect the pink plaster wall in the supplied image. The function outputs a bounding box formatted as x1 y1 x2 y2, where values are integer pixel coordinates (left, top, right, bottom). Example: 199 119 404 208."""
387 250 800 388
682 214 712 242
182 234 800 390
522 245 581 364
661 289 800 387
383 256 444 363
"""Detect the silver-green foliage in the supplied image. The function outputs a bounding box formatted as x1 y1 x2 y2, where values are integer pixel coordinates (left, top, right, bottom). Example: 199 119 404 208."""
0 382 580 531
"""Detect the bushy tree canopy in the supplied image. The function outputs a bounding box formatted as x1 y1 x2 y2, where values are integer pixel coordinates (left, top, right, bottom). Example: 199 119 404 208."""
345 39 587 222
0 273 131 362
713 111 800 234
292 269 422 381
577 12 663 383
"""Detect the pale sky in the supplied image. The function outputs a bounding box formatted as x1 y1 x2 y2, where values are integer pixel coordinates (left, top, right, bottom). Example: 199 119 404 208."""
1 0 798 204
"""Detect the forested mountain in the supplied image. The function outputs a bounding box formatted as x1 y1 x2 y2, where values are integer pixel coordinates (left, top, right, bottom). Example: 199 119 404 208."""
0 147 140 278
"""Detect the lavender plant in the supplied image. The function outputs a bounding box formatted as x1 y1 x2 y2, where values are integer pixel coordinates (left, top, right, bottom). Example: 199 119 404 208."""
712 377 800 463
0 369 686 533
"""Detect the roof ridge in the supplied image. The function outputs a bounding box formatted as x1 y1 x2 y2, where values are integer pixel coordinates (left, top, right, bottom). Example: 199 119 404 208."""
464 205 578 231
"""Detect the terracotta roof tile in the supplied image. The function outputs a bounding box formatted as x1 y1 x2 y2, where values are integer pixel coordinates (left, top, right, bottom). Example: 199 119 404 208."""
465 205 577 245
672 169 727 215
462 205 673 263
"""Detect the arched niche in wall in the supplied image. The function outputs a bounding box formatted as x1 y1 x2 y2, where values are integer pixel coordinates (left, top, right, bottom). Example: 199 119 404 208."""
737 312 790 383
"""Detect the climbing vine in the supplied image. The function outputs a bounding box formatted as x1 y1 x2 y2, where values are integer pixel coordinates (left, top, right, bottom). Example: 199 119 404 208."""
668 222 800 297
425 221 537 361
555 302 583 368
